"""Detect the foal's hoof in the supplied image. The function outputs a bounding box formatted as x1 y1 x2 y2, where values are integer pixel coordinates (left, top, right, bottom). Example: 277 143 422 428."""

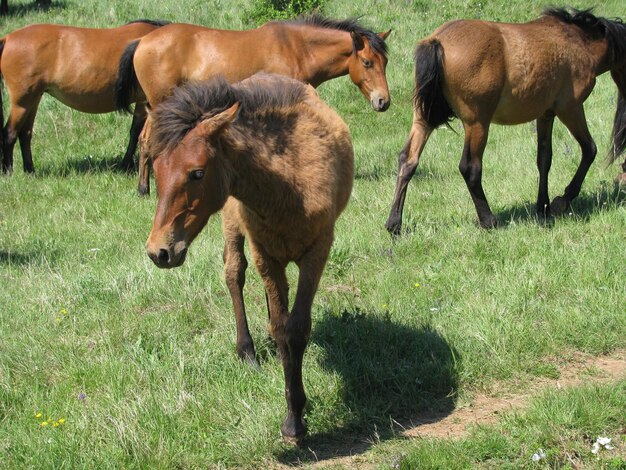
281 418 307 446
614 172 626 185
550 196 569 216
237 347 260 370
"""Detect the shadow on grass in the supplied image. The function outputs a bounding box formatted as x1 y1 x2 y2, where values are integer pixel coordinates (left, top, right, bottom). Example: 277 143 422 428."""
497 181 625 227
35 154 135 177
0 249 58 265
278 309 459 464
0 0 66 17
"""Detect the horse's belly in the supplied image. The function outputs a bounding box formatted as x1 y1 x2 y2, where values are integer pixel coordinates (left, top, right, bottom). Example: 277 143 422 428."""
46 88 116 114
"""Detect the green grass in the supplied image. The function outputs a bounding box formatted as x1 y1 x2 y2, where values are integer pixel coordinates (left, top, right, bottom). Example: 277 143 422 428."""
1 0 625 467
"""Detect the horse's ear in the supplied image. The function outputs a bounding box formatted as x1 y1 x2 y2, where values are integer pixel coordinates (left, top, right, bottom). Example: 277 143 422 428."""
200 102 240 135
351 31 365 52
378 29 391 40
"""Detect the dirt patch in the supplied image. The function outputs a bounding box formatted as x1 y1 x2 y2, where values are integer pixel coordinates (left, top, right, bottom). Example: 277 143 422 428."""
403 350 626 439
281 350 625 468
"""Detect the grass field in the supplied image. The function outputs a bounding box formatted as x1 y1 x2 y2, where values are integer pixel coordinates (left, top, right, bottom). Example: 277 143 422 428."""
0 0 625 468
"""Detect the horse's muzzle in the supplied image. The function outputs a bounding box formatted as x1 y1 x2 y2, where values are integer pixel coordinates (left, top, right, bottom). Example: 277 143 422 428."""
146 243 188 269
371 94 390 112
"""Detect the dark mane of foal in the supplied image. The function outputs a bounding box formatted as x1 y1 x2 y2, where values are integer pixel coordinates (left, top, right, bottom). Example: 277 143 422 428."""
150 75 308 157
544 7 626 66
126 19 170 27
279 14 388 57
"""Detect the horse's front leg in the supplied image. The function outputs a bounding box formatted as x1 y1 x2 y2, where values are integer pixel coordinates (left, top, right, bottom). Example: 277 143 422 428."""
137 116 152 196
459 122 496 228
119 103 147 172
385 115 432 236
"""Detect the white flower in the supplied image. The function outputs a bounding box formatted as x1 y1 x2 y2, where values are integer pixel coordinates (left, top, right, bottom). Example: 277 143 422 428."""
531 449 546 461
592 437 614 455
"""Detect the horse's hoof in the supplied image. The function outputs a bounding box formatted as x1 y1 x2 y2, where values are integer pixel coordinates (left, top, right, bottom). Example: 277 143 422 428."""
281 418 307 446
137 185 150 197
237 348 260 370
479 215 497 229
614 172 626 185
550 196 569 215
385 218 402 237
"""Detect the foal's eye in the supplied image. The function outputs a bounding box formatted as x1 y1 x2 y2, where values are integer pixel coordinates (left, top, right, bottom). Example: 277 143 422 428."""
189 169 205 181
362 59 372 68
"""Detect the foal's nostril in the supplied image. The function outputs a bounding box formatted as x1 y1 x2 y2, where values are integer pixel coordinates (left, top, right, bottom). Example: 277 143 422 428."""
157 249 169 265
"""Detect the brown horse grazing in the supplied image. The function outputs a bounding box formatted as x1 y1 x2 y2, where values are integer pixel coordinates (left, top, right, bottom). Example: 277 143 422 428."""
385 7 626 232
144 73 353 443
0 20 168 174
114 14 389 195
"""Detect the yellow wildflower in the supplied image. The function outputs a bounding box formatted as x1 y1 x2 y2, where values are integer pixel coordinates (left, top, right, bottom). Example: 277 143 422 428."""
53 421 60 427
35 412 42 418
414 282 420 288
58 418 65 424
40 421 48 427
60 308 68 315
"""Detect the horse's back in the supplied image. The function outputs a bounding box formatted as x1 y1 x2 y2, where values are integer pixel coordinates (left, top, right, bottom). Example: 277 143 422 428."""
1 22 160 112
430 17 600 125
134 23 267 103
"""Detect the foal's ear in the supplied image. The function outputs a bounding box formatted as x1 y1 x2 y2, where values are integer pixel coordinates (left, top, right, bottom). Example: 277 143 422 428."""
200 102 240 135
351 31 365 51
378 29 391 40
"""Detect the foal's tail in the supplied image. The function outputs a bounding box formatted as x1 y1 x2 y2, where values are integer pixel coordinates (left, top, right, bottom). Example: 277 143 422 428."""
114 39 141 114
413 38 454 129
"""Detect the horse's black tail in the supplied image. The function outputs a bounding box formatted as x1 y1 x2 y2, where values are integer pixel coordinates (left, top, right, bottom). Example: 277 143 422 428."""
413 38 455 129
609 70 626 168
0 38 5 168
114 39 141 114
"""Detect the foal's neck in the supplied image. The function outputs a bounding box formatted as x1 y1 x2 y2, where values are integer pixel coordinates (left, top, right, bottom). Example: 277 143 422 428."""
222 129 304 220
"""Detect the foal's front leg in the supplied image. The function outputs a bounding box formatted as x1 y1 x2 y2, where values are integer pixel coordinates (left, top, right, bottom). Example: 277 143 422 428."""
536 112 555 216
222 207 257 365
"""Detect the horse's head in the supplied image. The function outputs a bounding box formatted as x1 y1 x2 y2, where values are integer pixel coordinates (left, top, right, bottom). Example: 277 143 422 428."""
145 103 240 269
348 30 391 112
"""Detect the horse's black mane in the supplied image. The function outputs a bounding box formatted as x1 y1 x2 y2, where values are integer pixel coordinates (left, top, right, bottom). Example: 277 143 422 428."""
279 14 388 57
126 19 170 27
151 74 307 155
544 7 626 65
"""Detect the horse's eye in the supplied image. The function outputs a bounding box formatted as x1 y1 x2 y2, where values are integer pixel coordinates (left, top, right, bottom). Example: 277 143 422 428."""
363 59 372 68
190 169 205 181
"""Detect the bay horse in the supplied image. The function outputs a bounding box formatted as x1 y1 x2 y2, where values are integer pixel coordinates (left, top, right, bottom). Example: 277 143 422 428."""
114 14 389 195
385 7 626 233
144 73 353 443
0 20 168 174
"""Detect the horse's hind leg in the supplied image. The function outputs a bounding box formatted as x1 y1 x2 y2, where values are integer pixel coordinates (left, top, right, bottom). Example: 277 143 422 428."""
3 97 40 174
552 106 597 214
536 112 555 216
119 103 147 172
385 114 433 235
222 202 256 366
459 122 496 228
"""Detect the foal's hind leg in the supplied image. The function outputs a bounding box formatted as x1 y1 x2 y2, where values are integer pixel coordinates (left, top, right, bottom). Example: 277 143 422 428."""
222 201 256 366
385 114 433 235
459 122 496 228
119 103 147 172
552 106 597 215
536 112 555 216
